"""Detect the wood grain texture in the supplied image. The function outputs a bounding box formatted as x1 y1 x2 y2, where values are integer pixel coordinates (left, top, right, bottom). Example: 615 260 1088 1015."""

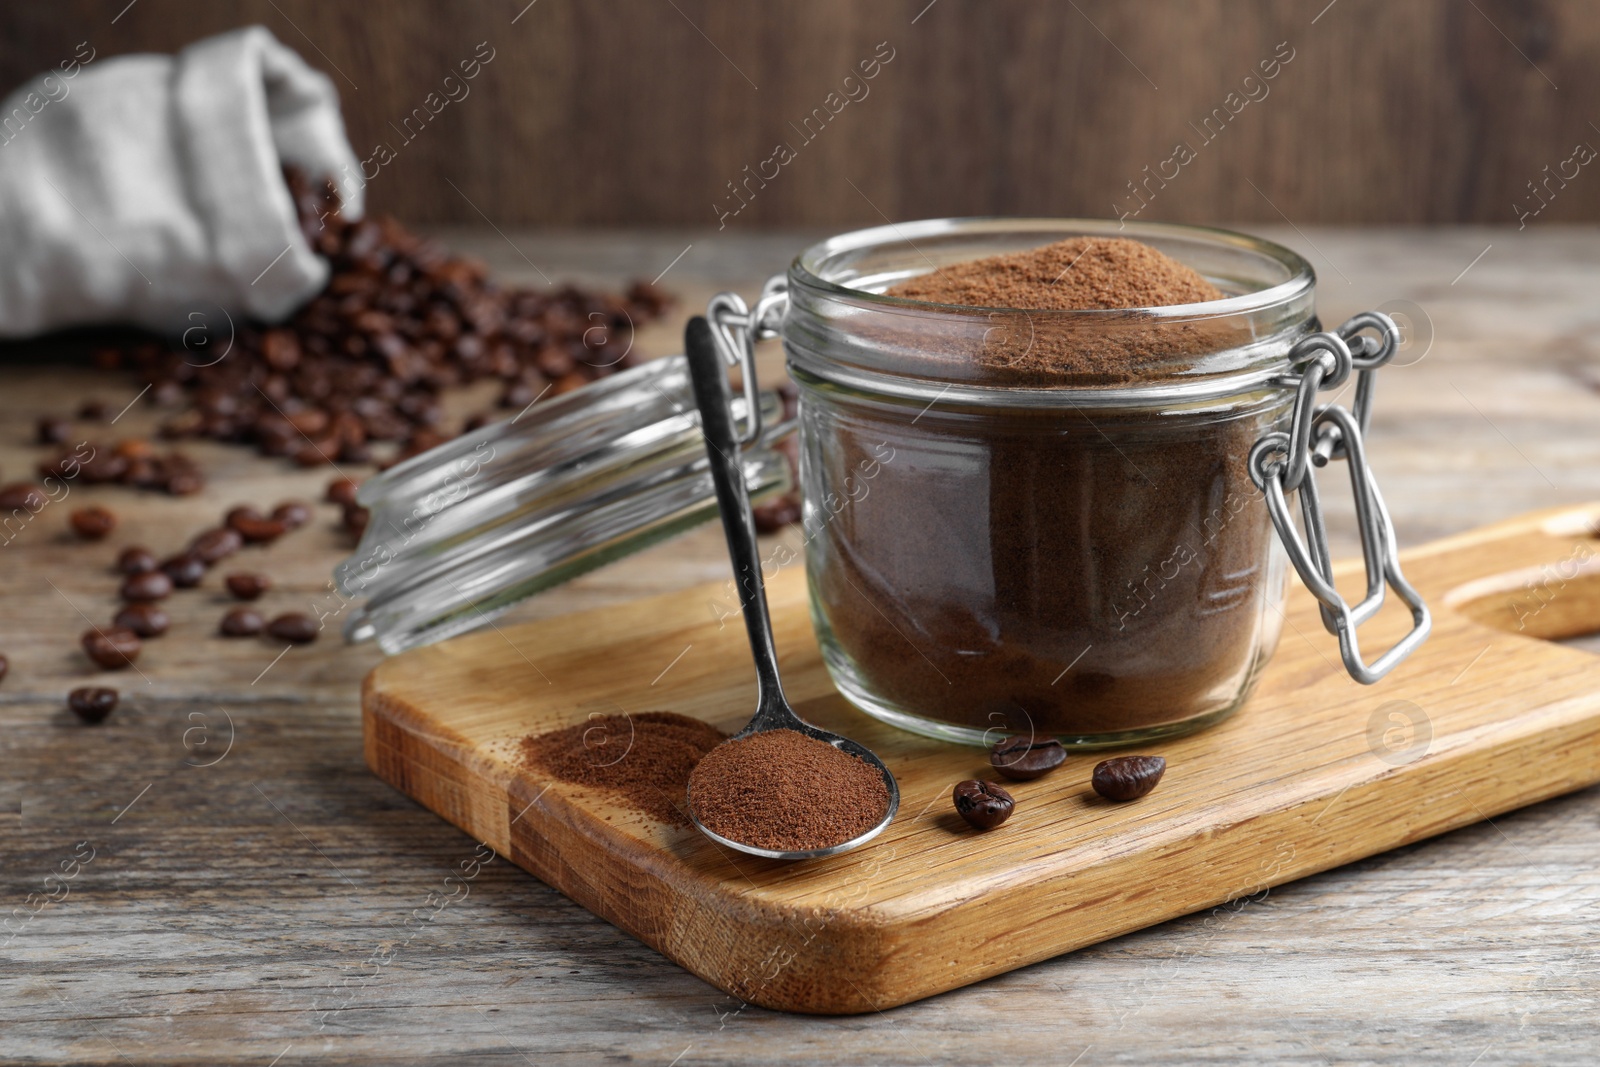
4 1 1600 226
361 504 1600 1014
3 228 1600 1062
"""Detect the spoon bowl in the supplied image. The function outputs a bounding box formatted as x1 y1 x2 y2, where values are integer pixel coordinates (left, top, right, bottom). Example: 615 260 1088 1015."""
681 313 899 860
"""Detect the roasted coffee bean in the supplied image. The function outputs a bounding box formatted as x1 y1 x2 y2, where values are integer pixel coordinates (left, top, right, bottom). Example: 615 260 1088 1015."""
989 734 1068 781
952 779 1014 830
342 503 369 537
164 465 205 496
81 626 142 669
266 612 319 643
69 506 117 541
68 686 119 724
325 477 360 508
113 602 170 638
189 526 243 564
120 569 173 602
219 607 264 637
224 505 264 529
78 451 129 484
752 495 802 534
1091 755 1167 801
0 482 46 511
271 500 311 529
161 554 207 588
232 514 288 544
114 439 153 460
117 546 159 575
78 399 110 421
36 416 72 445
225 573 272 600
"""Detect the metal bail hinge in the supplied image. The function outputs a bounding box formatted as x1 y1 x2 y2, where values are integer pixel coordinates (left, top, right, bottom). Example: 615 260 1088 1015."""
706 275 789 449
1248 312 1432 684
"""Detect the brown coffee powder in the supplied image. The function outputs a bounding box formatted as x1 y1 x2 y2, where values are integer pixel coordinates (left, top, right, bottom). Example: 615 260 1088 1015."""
809 236 1283 739
888 236 1224 313
686 729 890 852
519 711 725 826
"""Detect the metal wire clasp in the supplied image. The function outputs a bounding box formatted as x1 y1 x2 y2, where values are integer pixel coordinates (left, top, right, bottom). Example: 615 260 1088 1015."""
706 275 789 448
1248 312 1431 684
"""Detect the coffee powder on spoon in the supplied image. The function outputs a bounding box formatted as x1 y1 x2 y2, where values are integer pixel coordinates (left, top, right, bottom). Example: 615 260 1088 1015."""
687 729 891 853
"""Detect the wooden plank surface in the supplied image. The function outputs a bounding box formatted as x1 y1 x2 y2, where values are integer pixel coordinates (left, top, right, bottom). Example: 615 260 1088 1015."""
362 504 1600 1014
3 227 1600 1062
5 2 1600 227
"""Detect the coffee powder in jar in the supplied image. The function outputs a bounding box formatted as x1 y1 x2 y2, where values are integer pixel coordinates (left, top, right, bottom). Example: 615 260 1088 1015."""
800 234 1290 743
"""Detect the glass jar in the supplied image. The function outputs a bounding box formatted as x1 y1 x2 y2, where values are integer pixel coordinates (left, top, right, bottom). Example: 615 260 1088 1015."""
787 219 1316 745
338 218 1428 746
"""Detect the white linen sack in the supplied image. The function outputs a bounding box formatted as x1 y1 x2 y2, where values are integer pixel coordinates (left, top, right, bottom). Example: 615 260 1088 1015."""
0 25 363 338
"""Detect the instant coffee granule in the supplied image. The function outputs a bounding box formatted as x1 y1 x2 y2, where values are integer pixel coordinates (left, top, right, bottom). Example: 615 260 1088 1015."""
686 729 890 852
806 237 1279 737
520 711 725 826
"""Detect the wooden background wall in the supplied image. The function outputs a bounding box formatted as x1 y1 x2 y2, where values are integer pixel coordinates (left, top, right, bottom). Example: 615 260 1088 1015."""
4 0 1598 228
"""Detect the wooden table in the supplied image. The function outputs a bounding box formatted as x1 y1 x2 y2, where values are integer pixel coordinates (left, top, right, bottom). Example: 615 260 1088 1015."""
3 228 1598 1065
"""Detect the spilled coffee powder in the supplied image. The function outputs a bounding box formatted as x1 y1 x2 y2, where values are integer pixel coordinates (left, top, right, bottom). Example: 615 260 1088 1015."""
806 237 1283 738
519 711 724 826
686 730 890 852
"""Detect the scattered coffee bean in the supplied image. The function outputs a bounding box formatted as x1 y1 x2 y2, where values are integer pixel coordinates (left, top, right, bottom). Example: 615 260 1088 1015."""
952 779 1015 830
1091 755 1167 801
69 505 117 541
188 526 243 564
271 500 311 529
0 482 46 511
78 399 110 421
266 612 320 643
120 569 173 602
0 652 8 682
232 514 289 544
113 602 170 638
219 607 265 637
117 546 159 575
342 503 370 537
752 496 802 534
224 505 263 529
68 686 119 724
989 734 1068 781
325 477 360 508
225 573 272 600
39 441 203 496
161 554 207 588
77 450 129 484
37 416 72 445
81 626 142 669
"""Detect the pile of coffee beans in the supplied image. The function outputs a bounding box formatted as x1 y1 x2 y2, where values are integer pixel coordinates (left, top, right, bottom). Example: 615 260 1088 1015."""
32 439 204 497
88 166 673 471
950 735 1169 831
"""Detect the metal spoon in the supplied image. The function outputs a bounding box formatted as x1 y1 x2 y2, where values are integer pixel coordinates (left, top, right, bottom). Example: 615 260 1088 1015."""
682 315 900 860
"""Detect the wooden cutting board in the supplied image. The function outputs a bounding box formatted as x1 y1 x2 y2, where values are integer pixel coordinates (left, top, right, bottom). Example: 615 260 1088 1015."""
362 503 1600 1015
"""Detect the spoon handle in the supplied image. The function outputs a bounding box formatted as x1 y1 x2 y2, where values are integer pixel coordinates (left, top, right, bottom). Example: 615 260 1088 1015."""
684 316 789 720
